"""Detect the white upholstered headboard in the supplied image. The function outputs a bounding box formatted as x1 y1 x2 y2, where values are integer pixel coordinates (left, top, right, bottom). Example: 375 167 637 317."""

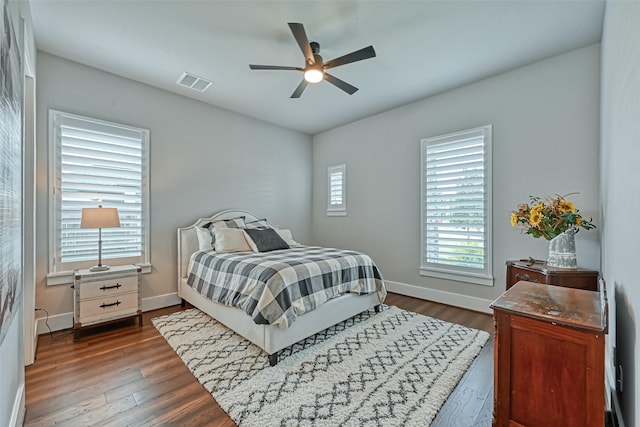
177 209 261 282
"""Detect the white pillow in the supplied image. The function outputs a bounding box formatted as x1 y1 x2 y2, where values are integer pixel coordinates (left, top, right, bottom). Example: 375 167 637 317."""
195 226 214 251
276 229 302 247
213 227 253 253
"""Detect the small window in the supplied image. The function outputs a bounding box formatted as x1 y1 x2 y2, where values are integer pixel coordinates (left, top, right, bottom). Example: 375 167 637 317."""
420 125 493 286
327 164 346 216
48 110 150 275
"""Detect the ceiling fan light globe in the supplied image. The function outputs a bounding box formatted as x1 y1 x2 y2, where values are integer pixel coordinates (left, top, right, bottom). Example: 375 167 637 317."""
304 69 324 83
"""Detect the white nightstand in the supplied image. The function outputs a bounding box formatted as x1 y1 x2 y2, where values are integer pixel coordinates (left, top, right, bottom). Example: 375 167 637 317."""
73 264 142 341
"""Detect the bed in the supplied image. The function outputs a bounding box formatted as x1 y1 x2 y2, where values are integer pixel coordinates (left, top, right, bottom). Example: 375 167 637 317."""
177 209 386 365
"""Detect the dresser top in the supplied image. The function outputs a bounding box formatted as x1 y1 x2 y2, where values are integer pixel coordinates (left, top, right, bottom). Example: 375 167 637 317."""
506 259 599 275
490 280 607 333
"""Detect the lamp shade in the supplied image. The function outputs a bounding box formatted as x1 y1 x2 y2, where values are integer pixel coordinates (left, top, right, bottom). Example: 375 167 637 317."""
80 206 120 229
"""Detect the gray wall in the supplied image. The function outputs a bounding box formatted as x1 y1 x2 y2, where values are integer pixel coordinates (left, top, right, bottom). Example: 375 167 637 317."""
601 2 640 425
35 52 312 320
312 44 601 308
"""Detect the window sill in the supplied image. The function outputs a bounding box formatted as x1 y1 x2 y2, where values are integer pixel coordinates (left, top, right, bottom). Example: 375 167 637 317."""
327 210 347 217
419 267 494 287
47 263 152 286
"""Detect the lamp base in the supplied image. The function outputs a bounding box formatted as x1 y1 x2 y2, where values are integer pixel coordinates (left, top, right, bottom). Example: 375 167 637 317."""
89 265 111 272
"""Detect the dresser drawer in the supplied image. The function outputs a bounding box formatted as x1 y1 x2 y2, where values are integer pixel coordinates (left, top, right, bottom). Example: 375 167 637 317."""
79 275 138 300
79 292 139 325
508 268 545 287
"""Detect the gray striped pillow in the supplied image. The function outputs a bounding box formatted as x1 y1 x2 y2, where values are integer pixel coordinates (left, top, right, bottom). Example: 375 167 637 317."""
204 216 246 244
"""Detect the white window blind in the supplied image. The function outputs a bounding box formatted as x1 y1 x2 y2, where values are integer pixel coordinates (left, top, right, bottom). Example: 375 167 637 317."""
49 110 149 271
327 164 346 216
420 125 493 286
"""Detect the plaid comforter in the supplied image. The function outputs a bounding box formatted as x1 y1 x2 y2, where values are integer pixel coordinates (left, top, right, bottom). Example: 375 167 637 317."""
187 246 386 329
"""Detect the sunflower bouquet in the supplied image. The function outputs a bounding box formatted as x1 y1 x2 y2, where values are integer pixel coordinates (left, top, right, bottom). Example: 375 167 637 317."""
510 194 596 240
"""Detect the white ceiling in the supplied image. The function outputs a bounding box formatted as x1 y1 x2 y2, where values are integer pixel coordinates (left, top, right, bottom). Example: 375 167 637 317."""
30 0 605 135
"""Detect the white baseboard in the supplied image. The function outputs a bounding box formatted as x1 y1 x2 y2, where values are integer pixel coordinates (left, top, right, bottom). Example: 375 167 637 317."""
36 292 182 334
27 321 38 365
141 292 181 312
10 383 25 427
36 311 73 334
385 280 493 314
36 284 492 334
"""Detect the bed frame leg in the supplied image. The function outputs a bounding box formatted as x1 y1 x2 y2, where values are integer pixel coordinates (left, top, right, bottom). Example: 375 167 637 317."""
374 304 382 313
268 352 278 366
181 298 186 308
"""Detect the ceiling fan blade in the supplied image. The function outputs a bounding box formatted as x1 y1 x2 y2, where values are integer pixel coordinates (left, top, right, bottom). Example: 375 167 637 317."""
249 64 302 71
324 45 376 70
288 22 315 65
290 80 308 98
324 73 358 95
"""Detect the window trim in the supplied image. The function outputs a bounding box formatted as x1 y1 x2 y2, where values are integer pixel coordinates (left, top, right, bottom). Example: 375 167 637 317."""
47 110 151 285
327 163 347 216
419 125 493 287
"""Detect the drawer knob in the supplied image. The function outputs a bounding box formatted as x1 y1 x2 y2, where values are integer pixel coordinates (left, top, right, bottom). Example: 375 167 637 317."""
100 300 121 309
515 273 540 283
100 283 121 291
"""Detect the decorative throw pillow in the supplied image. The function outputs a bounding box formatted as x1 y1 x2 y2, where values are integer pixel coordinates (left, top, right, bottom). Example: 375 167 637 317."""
243 228 290 252
207 216 247 245
210 216 246 229
213 227 253 253
244 218 278 229
276 229 302 247
195 226 214 251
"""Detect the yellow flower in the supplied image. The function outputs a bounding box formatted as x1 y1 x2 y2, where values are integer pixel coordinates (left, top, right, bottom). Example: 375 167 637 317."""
511 194 595 240
510 213 518 227
559 200 576 213
529 203 544 216
529 210 543 227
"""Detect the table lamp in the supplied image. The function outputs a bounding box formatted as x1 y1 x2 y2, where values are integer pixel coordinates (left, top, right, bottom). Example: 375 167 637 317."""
81 205 120 271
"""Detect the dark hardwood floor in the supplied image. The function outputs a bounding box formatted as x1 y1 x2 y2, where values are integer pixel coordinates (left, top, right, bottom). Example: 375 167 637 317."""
24 292 494 426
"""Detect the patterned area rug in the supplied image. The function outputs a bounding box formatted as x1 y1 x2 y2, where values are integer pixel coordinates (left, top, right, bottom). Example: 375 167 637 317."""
152 306 490 427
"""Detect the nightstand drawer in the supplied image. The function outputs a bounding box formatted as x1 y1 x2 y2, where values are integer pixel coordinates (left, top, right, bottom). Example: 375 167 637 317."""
79 275 138 300
79 292 139 324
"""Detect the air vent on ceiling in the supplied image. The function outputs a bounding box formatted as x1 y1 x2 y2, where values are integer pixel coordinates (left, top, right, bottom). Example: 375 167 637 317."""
176 72 212 92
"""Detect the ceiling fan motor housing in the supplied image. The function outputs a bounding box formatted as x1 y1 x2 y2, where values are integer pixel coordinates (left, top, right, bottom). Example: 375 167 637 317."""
310 42 322 65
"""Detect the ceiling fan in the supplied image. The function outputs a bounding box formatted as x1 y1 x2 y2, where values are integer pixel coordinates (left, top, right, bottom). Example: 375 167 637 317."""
249 22 376 98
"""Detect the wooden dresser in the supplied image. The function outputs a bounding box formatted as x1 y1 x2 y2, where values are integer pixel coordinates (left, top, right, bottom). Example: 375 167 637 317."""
491 280 607 427
506 259 599 291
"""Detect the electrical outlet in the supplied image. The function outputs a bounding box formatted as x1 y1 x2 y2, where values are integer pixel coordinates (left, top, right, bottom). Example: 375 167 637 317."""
617 364 624 393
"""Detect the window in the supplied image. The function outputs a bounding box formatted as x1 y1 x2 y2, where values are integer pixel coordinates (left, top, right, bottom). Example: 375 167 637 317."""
327 164 346 216
48 110 150 278
420 125 493 286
